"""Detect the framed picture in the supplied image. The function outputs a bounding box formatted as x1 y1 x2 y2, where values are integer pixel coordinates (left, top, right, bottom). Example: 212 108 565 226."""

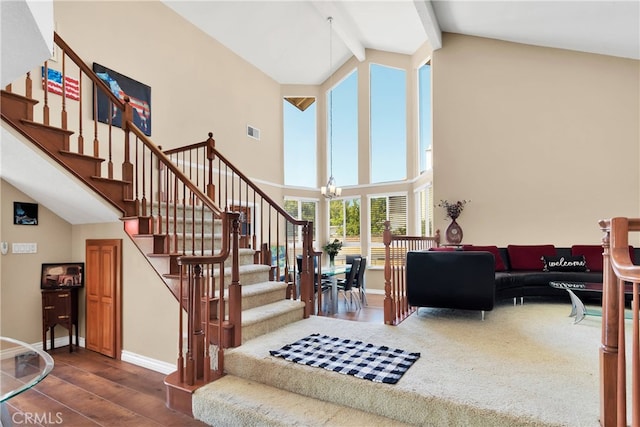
13 202 38 225
41 263 84 289
93 63 151 136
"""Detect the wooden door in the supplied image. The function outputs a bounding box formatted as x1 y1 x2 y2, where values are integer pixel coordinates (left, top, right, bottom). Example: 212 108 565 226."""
85 239 122 358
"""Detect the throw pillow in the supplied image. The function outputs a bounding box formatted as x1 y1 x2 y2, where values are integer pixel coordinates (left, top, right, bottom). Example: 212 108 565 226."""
542 255 589 272
462 245 506 271
507 245 556 271
572 244 635 272
571 245 603 272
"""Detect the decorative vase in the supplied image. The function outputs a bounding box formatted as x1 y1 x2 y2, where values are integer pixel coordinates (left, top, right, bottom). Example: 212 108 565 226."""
329 254 335 267
446 218 463 245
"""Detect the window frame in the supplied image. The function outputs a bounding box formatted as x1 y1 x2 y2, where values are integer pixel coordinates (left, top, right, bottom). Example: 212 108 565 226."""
327 196 362 264
367 191 409 268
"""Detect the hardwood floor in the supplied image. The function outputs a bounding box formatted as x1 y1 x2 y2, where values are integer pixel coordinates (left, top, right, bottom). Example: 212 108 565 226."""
5 292 383 426
5 348 206 426
327 291 384 323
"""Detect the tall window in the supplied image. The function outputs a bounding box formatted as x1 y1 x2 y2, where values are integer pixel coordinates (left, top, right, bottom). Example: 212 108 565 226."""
369 194 407 266
416 185 433 236
328 198 361 263
283 98 316 187
370 64 406 183
328 70 358 187
418 62 432 172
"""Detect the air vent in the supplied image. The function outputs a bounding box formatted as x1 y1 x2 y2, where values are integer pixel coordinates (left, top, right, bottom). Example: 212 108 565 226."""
247 125 260 140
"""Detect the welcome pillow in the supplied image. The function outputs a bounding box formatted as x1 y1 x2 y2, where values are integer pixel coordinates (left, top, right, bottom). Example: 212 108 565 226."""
542 255 588 272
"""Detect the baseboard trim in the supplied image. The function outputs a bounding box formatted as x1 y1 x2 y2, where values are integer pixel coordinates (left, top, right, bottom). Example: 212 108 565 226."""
35 336 85 351
121 350 175 375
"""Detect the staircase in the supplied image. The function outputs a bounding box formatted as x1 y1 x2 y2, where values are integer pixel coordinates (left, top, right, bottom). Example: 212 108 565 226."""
1 32 318 417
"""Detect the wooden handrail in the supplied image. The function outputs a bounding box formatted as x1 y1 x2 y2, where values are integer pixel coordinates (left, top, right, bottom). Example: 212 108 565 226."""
383 222 440 325
599 217 640 427
128 126 222 217
54 33 123 109
164 134 307 228
162 133 317 316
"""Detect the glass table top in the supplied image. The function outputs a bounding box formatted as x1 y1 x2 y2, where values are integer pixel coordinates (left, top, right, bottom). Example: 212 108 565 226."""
1 337 54 402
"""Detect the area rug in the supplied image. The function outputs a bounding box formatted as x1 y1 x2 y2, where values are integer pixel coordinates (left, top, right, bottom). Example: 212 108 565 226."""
269 333 420 384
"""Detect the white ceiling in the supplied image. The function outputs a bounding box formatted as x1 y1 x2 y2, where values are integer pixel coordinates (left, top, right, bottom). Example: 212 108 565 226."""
163 0 640 85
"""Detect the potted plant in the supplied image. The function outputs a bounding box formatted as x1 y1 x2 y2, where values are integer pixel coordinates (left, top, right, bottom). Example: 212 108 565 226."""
322 239 343 266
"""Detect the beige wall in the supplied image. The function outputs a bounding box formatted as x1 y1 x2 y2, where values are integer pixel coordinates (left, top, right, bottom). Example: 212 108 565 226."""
0 181 73 342
53 0 284 188
432 33 640 246
71 223 178 364
0 181 178 363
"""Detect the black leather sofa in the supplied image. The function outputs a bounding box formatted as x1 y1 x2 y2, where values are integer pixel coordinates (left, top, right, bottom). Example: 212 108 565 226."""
493 247 605 303
406 251 495 317
407 245 640 311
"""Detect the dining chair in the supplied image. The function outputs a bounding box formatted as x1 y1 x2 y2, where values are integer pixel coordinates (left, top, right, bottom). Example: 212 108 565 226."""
342 254 361 280
336 258 361 311
352 256 367 306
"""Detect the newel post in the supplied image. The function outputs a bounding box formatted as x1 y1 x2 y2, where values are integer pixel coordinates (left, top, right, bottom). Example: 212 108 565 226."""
206 132 216 200
383 220 394 325
228 212 242 347
599 219 619 427
301 222 313 317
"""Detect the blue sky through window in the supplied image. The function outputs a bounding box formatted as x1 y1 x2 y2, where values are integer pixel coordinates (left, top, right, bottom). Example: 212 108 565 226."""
284 100 316 187
328 71 358 187
370 64 406 183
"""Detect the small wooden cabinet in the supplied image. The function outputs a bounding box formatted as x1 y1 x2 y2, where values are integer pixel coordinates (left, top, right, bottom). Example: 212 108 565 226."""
42 289 79 352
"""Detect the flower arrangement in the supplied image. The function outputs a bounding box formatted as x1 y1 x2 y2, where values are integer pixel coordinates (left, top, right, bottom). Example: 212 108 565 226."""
438 200 470 220
322 239 343 257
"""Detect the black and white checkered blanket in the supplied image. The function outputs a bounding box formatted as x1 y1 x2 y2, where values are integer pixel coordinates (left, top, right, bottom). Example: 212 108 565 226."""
269 333 420 384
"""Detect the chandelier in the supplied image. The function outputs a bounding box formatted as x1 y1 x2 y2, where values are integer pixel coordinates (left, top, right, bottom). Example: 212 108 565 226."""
321 16 342 199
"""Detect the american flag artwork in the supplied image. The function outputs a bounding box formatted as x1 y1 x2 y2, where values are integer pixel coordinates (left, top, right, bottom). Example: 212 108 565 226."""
41 67 79 100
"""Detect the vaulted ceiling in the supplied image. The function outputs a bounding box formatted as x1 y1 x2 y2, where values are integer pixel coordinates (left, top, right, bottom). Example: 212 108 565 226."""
163 0 640 85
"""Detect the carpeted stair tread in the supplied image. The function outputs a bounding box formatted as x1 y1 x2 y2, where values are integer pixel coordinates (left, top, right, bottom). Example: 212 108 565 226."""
192 374 411 427
186 248 255 257
241 299 304 326
240 281 287 297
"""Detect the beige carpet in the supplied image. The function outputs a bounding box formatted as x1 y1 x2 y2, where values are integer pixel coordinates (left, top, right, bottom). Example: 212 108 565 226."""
195 298 635 426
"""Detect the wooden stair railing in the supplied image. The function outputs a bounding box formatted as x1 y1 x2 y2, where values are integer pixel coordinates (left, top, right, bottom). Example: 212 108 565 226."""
164 210 239 416
1 32 236 402
599 217 640 427
162 134 318 317
382 221 441 325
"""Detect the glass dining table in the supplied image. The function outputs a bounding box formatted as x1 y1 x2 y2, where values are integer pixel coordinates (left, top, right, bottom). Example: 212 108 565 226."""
1 337 54 426
317 264 351 314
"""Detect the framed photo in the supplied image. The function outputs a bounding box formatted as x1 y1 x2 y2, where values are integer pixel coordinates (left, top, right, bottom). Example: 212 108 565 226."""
41 263 84 289
13 202 38 225
93 63 151 136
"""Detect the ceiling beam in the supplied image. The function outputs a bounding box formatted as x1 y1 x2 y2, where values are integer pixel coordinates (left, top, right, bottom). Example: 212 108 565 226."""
413 0 442 51
310 1 366 62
